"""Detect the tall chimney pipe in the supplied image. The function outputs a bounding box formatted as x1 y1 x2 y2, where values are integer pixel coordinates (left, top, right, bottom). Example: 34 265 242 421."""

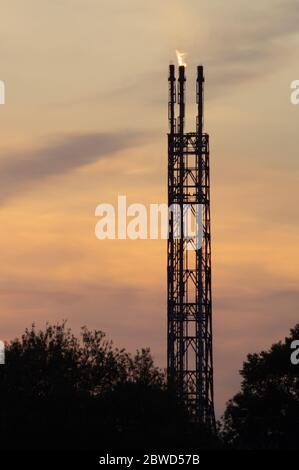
178 65 186 135
168 64 176 135
196 65 204 135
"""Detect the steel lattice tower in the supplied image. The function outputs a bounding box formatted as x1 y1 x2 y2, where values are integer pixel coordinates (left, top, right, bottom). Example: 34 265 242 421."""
167 64 215 429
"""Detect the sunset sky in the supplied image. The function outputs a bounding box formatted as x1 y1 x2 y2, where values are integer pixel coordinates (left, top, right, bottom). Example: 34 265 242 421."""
1 0 299 416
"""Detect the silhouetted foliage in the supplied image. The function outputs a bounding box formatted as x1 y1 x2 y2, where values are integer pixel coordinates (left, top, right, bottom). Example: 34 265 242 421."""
222 325 299 449
0 322 218 450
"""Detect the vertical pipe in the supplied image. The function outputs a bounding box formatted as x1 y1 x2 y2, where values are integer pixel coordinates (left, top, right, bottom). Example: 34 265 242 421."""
196 65 204 135
178 65 186 134
178 65 186 393
168 64 176 135
196 65 204 420
168 64 176 388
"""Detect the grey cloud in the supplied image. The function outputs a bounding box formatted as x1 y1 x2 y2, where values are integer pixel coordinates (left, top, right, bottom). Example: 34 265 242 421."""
0 277 166 357
0 131 146 204
106 0 299 104
202 0 299 95
215 288 299 314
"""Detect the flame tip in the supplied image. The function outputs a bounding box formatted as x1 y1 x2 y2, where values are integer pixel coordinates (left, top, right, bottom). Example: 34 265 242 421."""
176 49 187 67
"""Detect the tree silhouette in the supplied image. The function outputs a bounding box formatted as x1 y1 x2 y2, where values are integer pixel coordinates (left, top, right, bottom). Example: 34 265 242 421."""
0 322 218 450
222 324 299 449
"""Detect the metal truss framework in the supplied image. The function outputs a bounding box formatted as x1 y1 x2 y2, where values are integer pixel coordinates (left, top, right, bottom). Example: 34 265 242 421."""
167 64 215 429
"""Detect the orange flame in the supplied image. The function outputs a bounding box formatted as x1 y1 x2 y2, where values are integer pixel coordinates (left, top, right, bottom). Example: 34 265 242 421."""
176 49 187 67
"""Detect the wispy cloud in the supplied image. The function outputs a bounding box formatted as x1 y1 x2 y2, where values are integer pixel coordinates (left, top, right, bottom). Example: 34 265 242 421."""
0 131 146 204
202 0 299 95
104 0 299 104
